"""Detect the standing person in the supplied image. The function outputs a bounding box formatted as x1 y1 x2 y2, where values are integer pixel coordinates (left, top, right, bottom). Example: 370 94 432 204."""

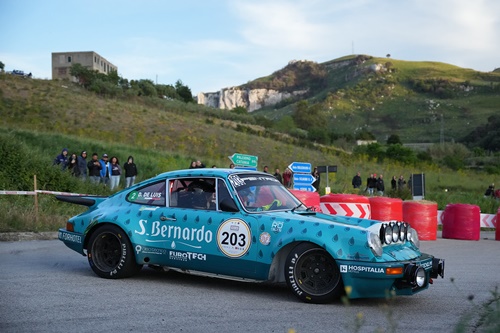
366 173 377 195
67 153 80 177
263 165 269 173
376 174 385 196
109 156 121 191
229 163 235 169
77 151 88 181
273 168 283 184
352 172 362 189
195 160 206 168
53 148 69 170
283 168 292 188
189 161 197 169
398 175 406 190
312 167 320 192
87 153 101 185
391 176 397 191
124 156 138 188
99 153 110 187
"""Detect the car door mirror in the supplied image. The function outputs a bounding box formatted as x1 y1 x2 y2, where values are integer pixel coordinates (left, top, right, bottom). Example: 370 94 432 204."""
220 198 239 212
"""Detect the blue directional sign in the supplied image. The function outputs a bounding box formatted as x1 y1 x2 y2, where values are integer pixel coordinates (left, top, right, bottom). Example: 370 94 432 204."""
288 162 311 174
293 173 316 192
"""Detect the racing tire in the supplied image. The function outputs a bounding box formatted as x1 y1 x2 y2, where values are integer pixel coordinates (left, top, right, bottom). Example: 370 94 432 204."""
87 225 142 279
284 242 344 303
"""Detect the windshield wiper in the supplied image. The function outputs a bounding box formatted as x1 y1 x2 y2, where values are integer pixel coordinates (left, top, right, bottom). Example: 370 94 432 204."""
291 203 304 212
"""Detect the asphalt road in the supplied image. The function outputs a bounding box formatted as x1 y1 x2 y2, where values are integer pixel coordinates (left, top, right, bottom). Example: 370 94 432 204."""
0 232 499 333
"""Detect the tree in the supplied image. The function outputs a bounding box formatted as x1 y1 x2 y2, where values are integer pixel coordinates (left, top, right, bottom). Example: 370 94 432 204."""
292 101 328 131
0 61 4 72
387 134 402 145
175 80 194 103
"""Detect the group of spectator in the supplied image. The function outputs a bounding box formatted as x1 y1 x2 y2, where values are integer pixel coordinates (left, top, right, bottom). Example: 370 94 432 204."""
53 148 138 190
352 171 412 196
484 183 500 199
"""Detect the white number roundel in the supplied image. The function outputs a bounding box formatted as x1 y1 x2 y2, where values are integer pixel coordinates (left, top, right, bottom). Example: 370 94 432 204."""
217 219 251 258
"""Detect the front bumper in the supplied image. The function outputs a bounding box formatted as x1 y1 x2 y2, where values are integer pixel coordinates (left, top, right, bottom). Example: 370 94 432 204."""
58 229 85 255
339 254 445 299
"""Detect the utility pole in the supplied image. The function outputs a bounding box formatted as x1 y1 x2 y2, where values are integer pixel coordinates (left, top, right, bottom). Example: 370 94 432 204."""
440 114 444 147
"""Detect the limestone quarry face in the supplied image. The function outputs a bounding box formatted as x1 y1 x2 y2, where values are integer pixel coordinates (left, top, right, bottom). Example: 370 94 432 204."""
197 88 308 112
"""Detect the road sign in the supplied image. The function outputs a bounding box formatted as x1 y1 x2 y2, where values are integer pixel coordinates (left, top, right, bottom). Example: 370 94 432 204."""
229 153 258 168
293 174 315 185
293 174 316 192
316 165 337 173
288 162 311 174
293 184 316 192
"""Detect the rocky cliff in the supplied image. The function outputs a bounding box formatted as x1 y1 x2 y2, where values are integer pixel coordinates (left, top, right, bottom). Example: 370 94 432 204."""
197 88 307 112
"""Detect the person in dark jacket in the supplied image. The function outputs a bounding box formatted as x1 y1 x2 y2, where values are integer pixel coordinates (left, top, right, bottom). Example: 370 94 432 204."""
391 176 397 190
376 174 385 196
367 173 377 195
77 151 88 181
124 156 138 188
87 153 101 185
53 148 69 170
352 172 362 188
312 167 320 192
67 153 80 177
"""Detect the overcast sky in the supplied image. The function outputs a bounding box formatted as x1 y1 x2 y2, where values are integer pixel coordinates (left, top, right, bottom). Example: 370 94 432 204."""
1 0 499 95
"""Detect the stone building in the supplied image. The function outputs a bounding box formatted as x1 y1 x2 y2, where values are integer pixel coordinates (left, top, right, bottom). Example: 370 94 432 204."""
51 51 117 81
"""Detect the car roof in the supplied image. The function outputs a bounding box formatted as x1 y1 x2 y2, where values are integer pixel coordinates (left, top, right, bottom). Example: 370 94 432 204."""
155 168 265 180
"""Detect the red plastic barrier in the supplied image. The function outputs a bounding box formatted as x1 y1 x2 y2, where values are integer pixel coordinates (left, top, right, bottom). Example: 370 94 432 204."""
442 204 480 241
403 201 438 240
369 197 403 221
496 207 500 241
319 194 371 218
289 190 320 211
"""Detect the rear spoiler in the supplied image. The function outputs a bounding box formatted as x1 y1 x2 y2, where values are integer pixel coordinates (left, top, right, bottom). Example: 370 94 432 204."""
56 195 107 207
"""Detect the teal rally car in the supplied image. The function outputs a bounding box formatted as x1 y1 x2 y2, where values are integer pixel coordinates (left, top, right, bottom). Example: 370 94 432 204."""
58 168 444 303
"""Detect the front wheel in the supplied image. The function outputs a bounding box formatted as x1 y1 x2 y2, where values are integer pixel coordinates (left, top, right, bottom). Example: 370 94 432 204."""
284 242 344 303
87 225 141 279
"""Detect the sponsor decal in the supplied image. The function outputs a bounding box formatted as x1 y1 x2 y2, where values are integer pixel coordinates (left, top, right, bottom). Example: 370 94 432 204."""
139 206 160 212
420 260 433 270
217 219 251 258
59 231 82 244
340 265 385 274
138 191 163 201
135 245 167 255
271 221 283 233
259 232 271 246
135 219 213 249
228 174 246 188
169 251 207 262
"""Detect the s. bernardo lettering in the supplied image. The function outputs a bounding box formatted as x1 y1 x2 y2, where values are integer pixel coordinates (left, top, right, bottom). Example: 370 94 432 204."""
135 219 213 243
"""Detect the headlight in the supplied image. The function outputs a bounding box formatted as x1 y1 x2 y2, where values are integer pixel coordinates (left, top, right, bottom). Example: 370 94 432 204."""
392 222 400 242
367 232 383 257
408 227 420 249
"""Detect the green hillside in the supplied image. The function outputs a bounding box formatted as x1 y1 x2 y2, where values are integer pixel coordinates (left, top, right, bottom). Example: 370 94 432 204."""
250 55 500 145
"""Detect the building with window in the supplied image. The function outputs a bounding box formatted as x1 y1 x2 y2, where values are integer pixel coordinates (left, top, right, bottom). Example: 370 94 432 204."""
51 51 117 81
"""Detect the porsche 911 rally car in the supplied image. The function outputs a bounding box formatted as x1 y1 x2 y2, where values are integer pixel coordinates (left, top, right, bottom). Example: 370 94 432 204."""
58 168 444 303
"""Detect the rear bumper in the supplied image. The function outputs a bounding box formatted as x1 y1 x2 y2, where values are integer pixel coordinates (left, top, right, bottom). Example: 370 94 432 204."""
339 254 445 299
58 229 85 255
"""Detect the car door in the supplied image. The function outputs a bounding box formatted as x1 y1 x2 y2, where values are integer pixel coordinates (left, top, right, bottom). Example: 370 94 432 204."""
140 176 260 279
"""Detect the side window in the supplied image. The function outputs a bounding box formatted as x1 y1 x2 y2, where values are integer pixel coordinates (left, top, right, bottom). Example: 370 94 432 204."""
169 178 216 210
217 179 232 209
127 181 166 206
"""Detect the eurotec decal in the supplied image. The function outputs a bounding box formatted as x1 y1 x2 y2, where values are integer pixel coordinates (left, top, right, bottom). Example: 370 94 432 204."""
59 231 82 244
169 251 207 262
340 265 385 274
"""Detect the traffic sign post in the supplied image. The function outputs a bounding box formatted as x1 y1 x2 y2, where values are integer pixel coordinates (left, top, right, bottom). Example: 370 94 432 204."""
229 153 258 168
316 165 338 194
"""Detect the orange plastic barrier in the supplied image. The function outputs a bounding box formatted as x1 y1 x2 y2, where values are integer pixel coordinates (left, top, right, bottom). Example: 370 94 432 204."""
289 190 321 211
403 200 438 240
369 197 403 221
442 204 480 241
496 207 500 241
319 194 371 218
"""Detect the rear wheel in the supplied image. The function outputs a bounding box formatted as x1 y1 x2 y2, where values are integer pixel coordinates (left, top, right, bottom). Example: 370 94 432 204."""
87 225 141 279
285 242 344 303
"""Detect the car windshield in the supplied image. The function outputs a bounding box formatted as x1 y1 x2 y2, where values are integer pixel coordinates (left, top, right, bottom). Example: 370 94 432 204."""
228 173 304 212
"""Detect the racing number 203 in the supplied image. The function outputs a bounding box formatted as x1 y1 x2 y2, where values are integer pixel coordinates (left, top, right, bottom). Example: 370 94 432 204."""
217 219 251 258
221 231 246 247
